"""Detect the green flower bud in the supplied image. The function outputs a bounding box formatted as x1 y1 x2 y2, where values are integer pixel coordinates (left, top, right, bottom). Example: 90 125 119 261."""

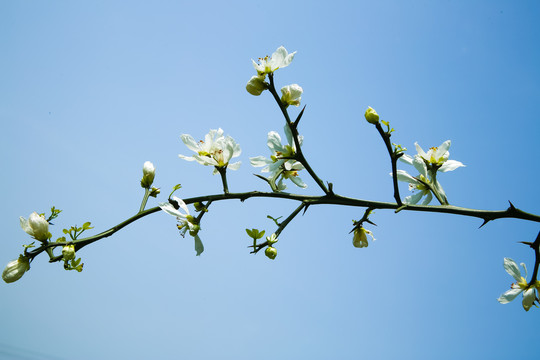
265 246 277 260
246 75 267 96
2 255 30 283
62 245 76 261
364 107 380 124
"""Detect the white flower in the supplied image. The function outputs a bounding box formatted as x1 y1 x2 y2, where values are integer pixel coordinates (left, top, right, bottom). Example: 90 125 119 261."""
401 140 465 172
280 84 303 107
246 75 267 96
141 161 156 188
395 155 434 205
2 255 30 283
178 129 241 174
159 196 204 256
20 212 50 242
252 46 296 76
250 125 306 190
497 258 539 311
353 227 375 248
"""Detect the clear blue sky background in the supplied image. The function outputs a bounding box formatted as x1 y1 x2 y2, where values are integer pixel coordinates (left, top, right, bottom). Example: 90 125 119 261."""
1 1 539 359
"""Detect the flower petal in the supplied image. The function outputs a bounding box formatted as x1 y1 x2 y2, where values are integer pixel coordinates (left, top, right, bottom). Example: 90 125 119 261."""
522 288 536 311
497 288 523 304
180 134 200 153
194 234 204 256
503 258 523 283
439 160 465 172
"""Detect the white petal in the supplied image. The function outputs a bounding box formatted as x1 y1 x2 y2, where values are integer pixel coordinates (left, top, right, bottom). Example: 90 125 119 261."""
404 191 424 205
497 288 523 304
522 288 535 311
435 140 451 159
159 202 185 219
503 258 522 283
227 161 241 170
439 160 465 172
290 176 307 188
399 154 414 165
267 131 283 152
395 170 419 184
413 155 428 178
194 234 204 256
178 154 197 162
180 134 200 153
250 156 271 167
20 216 34 236
415 142 428 159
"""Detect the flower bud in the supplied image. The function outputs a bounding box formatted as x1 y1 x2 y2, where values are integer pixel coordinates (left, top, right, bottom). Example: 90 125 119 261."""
246 75 267 96
364 107 379 124
20 212 50 242
352 227 375 248
141 161 155 188
2 255 30 283
280 84 303 107
149 187 161 198
265 246 277 260
62 245 76 261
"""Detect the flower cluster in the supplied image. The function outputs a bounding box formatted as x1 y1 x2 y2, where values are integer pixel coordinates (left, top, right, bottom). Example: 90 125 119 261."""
159 196 204 256
497 258 540 311
250 125 307 190
246 46 304 108
397 141 465 205
178 128 241 174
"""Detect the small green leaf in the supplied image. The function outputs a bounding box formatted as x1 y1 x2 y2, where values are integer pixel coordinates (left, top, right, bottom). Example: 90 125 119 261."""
246 229 254 238
82 222 93 230
63 229 69 234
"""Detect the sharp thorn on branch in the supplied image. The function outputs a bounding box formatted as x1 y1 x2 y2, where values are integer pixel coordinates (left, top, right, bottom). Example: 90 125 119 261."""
478 219 490 229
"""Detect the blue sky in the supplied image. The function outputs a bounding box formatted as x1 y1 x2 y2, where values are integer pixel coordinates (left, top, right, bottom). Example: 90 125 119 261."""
1 1 539 359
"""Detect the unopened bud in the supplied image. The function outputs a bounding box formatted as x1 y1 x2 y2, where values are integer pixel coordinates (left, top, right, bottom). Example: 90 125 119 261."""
2 255 30 283
364 107 379 124
20 212 50 242
62 245 76 261
141 161 156 188
280 84 303 107
265 246 277 260
246 75 267 96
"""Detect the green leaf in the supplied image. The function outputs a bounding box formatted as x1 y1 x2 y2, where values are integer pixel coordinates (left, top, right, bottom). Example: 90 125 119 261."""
246 228 254 238
82 222 93 230
257 230 265 239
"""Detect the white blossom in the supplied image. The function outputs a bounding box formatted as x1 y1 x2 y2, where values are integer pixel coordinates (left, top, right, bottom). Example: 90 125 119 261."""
400 140 464 172
252 46 296 76
497 258 539 311
178 128 241 174
250 125 306 190
159 196 204 256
